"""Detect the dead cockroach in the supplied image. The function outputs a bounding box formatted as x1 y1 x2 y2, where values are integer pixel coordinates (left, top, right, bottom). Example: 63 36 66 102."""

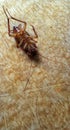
3 7 47 90
3 6 40 62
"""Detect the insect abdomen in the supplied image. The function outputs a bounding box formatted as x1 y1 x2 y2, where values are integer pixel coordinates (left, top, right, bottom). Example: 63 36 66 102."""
23 43 40 62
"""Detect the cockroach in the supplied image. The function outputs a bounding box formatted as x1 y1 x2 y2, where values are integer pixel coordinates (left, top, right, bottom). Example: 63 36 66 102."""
3 6 47 90
3 6 40 62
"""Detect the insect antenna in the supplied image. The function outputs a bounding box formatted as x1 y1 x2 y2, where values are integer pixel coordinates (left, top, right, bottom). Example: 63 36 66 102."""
23 62 33 92
23 53 47 92
39 53 48 60
23 62 37 92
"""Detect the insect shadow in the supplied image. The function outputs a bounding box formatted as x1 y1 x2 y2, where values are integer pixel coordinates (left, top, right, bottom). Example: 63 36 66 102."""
3 6 46 91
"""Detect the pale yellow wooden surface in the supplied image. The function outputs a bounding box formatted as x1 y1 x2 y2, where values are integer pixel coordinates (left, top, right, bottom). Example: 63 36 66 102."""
0 0 70 130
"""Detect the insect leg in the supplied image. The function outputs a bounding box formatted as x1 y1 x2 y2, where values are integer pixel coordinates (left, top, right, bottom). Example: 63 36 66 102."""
6 9 27 32
31 25 38 38
17 38 24 48
7 18 17 37
3 6 16 37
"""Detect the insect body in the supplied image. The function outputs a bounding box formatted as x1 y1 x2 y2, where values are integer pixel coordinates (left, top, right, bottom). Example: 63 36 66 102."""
3 7 40 62
3 7 47 90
